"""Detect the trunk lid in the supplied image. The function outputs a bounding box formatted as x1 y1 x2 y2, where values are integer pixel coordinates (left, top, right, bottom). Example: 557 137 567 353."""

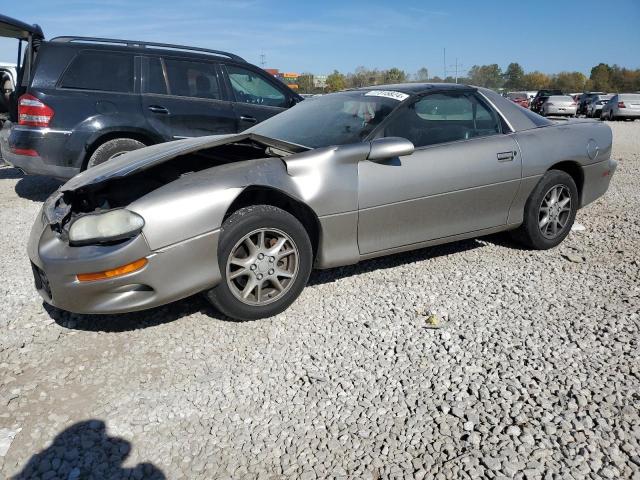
0 15 45 119
0 14 44 40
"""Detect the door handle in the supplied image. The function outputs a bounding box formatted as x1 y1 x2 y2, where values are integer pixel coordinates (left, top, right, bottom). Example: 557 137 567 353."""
240 115 257 124
148 105 169 114
497 151 516 162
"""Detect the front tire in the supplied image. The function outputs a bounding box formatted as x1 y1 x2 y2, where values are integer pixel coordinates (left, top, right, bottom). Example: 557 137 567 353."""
206 205 313 320
511 170 578 250
86 138 146 169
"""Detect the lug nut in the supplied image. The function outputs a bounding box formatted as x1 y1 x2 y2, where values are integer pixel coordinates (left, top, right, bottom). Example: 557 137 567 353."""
269 256 275 263
250 264 257 271
268 269 274 275
257 274 263 280
258 253 264 260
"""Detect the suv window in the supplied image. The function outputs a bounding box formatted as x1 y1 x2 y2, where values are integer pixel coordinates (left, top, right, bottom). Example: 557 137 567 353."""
226 65 287 108
60 51 133 93
384 93 501 147
163 59 221 100
144 57 168 95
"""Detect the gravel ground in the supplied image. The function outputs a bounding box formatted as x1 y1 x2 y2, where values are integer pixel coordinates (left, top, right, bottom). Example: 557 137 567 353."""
0 121 639 480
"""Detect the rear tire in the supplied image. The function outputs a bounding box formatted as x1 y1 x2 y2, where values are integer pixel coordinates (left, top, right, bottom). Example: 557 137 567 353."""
511 170 578 250
86 138 146 169
206 205 313 321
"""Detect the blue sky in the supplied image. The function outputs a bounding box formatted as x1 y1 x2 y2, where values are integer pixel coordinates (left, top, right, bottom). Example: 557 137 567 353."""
1 0 639 76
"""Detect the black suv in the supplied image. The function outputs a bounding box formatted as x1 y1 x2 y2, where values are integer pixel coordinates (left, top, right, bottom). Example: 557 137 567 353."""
0 14 301 179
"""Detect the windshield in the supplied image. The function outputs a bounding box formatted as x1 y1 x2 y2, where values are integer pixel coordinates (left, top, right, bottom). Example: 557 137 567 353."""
248 91 401 148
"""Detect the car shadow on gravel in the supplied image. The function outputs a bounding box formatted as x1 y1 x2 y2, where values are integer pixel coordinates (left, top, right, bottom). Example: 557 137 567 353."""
11 419 165 480
308 237 485 286
44 294 224 332
46 236 517 330
0 166 63 202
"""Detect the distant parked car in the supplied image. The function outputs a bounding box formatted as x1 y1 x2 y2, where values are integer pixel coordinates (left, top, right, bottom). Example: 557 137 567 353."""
506 92 530 109
540 95 577 117
600 94 640 121
586 94 613 118
531 89 563 113
0 14 302 179
577 92 605 116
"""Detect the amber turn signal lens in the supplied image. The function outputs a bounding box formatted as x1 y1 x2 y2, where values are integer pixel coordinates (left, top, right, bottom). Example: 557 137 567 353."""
76 258 148 282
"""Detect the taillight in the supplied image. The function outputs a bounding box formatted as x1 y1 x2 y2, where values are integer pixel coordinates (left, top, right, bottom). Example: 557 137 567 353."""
18 94 54 127
618 101 626 108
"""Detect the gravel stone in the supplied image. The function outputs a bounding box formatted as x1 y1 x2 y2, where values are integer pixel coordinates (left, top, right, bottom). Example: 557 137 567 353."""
0 121 639 479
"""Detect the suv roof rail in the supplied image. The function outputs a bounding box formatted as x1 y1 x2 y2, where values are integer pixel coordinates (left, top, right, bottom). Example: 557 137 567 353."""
50 36 246 62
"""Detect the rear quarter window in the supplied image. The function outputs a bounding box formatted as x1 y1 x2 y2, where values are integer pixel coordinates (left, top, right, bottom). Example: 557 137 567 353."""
60 51 134 93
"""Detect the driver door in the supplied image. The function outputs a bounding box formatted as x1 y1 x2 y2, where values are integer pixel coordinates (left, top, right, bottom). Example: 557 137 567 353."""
221 64 293 131
357 91 522 255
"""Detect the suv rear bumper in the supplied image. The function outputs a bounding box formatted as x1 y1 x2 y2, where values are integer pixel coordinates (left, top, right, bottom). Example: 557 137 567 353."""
3 125 80 179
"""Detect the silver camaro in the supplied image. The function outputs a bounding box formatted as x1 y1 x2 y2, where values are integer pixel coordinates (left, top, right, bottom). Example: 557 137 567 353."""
28 83 616 320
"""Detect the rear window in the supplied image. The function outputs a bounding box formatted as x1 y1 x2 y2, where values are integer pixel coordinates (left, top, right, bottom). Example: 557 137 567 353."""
620 94 640 101
60 51 134 93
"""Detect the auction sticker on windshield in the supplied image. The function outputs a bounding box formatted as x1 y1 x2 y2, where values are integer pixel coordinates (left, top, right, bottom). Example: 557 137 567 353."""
364 90 409 101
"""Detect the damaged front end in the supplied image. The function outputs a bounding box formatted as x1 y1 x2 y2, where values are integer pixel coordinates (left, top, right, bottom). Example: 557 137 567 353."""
28 133 309 314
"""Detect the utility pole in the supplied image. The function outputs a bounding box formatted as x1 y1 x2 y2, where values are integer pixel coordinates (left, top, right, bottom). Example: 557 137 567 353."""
443 48 446 79
448 58 465 83
260 51 266 68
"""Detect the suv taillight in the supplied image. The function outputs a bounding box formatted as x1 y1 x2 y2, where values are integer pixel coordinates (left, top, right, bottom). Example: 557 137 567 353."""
18 94 54 127
618 101 626 108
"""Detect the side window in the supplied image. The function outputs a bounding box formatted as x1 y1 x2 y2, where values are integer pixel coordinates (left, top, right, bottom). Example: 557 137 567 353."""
144 57 168 95
384 92 501 148
163 59 221 100
60 51 133 93
226 65 287 108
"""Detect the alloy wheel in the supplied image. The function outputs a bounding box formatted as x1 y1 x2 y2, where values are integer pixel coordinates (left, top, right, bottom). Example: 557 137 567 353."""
225 228 299 306
538 185 572 239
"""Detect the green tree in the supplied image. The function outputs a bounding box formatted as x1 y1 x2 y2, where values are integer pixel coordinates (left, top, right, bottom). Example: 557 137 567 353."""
590 63 612 91
503 62 525 90
297 74 315 94
550 71 587 92
415 67 429 82
521 71 551 90
384 67 407 84
326 70 346 92
468 64 503 88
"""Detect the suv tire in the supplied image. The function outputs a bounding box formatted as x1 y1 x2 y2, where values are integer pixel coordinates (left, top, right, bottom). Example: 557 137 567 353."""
86 138 146 169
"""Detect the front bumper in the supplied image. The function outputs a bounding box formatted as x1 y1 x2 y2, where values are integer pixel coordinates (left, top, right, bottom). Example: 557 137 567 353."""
4 125 80 179
28 211 222 314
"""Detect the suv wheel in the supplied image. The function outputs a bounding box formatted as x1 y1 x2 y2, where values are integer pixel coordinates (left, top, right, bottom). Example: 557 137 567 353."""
206 205 313 321
86 138 146 169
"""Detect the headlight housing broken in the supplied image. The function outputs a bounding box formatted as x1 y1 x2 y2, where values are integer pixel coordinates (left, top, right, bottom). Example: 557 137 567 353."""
68 209 144 245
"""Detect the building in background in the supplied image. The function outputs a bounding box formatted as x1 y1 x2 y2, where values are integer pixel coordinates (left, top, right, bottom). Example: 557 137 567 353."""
264 68 328 92
263 68 300 90
313 75 327 89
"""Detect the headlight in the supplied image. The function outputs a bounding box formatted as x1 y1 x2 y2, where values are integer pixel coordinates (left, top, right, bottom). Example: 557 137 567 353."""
68 209 144 245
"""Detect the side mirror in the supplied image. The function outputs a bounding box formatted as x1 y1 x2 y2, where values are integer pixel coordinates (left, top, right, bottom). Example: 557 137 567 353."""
368 137 414 162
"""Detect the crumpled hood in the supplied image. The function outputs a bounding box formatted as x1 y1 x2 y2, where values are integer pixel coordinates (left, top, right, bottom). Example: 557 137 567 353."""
61 133 306 192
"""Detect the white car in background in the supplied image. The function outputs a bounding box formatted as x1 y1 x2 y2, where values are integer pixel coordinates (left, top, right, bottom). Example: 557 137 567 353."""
601 94 640 121
540 95 577 117
586 94 613 118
